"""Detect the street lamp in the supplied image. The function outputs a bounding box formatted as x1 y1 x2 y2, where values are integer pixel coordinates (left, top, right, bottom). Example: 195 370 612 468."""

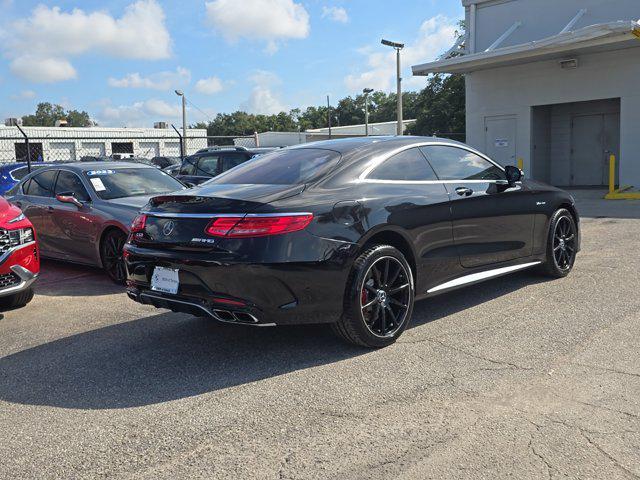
175 89 187 155
362 88 374 136
381 39 405 136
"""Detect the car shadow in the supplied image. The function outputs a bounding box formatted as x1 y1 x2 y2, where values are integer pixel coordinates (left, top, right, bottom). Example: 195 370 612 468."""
35 259 124 297
0 270 549 410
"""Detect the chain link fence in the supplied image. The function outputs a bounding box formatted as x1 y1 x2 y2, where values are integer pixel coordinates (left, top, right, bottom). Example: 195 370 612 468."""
0 130 258 164
0 128 465 165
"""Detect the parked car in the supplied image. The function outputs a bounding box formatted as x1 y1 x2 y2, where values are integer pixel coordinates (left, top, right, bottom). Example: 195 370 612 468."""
162 163 181 177
0 197 39 309
0 163 48 195
124 137 580 347
176 147 277 185
8 162 187 284
150 156 181 169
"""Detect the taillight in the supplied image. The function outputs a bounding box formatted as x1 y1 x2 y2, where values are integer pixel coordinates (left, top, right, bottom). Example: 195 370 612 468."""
205 214 313 238
131 214 147 233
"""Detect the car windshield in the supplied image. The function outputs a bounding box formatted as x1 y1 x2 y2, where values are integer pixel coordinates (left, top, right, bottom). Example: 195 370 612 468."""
209 148 341 185
83 168 185 200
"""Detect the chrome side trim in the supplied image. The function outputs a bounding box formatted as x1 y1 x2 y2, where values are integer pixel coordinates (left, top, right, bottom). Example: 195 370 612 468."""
427 261 542 294
358 179 521 185
0 265 38 297
142 212 312 219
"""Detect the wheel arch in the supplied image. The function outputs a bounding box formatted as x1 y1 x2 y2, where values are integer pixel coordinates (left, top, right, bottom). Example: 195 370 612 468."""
98 225 128 268
359 227 417 283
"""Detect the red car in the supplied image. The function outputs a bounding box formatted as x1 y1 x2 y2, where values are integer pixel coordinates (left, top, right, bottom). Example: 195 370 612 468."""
0 197 39 309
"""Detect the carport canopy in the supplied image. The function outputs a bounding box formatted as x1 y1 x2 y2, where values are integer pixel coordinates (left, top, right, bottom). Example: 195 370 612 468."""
412 20 640 75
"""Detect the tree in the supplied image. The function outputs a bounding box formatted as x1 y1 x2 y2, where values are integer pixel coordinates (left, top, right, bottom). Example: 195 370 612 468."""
21 102 95 127
406 74 465 139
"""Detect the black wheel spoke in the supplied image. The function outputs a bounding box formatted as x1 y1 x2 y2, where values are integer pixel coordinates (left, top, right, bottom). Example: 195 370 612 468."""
362 298 377 310
389 283 409 294
358 255 413 338
389 297 407 308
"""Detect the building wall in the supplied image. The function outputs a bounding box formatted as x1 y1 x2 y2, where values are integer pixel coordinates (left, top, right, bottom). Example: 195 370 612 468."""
465 45 640 186
0 126 208 161
467 0 639 53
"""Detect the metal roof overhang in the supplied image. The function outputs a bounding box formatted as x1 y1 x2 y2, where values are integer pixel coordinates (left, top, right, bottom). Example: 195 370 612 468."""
412 20 640 75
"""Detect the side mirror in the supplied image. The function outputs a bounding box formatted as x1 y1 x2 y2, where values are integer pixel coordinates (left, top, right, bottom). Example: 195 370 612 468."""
56 192 83 208
504 165 523 185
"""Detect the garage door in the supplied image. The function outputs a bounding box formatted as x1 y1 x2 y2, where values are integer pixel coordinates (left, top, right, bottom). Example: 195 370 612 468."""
164 142 181 156
570 113 619 186
81 142 106 157
49 142 76 162
139 142 160 158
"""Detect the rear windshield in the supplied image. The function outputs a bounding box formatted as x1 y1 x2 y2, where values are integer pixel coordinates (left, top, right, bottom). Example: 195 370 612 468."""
83 168 185 200
209 148 341 185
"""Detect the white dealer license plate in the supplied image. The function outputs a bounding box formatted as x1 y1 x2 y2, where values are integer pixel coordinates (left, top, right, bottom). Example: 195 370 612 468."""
151 267 179 295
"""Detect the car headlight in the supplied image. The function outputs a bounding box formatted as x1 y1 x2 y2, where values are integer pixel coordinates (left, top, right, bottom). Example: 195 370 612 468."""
1 227 34 252
8 213 25 224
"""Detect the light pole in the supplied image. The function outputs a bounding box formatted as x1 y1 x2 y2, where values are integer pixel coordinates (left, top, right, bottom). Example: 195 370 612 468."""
381 39 405 136
175 89 187 154
362 88 373 136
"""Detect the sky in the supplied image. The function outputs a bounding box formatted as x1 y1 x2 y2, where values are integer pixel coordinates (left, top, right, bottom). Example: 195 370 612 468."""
0 0 463 127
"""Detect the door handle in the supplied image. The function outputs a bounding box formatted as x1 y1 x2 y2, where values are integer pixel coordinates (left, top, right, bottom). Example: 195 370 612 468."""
455 187 473 197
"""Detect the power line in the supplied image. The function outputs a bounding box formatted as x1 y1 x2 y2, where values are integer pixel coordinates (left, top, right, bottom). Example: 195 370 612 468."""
185 98 214 124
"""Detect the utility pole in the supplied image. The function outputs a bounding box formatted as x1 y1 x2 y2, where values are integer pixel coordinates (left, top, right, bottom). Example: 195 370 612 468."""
327 95 332 139
381 39 405 136
175 90 187 154
363 88 373 136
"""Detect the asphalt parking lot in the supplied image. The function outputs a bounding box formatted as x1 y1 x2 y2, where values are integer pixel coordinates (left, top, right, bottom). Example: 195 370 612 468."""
0 191 638 479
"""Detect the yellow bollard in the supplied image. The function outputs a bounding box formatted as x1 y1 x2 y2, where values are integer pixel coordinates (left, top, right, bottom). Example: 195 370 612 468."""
609 154 616 194
517 158 524 170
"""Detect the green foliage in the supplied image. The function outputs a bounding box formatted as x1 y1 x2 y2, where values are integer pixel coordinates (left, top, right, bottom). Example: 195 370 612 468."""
21 102 95 127
406 74 465 139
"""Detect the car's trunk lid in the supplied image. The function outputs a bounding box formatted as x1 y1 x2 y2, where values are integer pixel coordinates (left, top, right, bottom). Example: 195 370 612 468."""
137 183 304 249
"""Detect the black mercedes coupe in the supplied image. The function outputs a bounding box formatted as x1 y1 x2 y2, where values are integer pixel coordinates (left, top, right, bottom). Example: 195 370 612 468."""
124 137 580 347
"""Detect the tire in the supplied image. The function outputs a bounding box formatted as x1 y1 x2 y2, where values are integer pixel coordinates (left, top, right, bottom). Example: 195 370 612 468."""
332 245 415 348
537 208 578 278
0 287 34 310
101 229 128 285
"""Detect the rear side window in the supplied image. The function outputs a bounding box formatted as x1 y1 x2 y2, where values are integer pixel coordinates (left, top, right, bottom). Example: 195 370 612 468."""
10 166 28 180
368 148 438 181
179 156 197 176
211 148 341 185
197 155 220 176
24 170 57 197
420 146 505 181
55 170 90 201
220 153 248 172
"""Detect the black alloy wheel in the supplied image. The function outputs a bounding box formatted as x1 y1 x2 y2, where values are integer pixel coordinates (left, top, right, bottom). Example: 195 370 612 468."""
360 256 412 337
101 229 128 285
539 208 577 278
333 245 414 348
553 215 576 270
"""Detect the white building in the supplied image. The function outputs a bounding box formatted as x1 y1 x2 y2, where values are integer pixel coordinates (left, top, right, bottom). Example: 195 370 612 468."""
306 119 416 136
252 120 417 148
0 125 207 162
412 0 640 188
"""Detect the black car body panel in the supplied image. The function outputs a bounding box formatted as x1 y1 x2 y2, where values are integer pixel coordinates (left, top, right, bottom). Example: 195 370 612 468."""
125 137 580 326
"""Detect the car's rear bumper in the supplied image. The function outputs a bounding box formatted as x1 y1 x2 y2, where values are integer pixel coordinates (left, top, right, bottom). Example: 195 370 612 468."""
0 242 39 297
124 239 359 326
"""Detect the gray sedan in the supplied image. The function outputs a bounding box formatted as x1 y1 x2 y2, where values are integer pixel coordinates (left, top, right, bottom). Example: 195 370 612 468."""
7 162 187 283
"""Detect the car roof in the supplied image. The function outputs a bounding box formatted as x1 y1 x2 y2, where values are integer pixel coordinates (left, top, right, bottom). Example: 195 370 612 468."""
31 161 156 172
288 136 468 154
